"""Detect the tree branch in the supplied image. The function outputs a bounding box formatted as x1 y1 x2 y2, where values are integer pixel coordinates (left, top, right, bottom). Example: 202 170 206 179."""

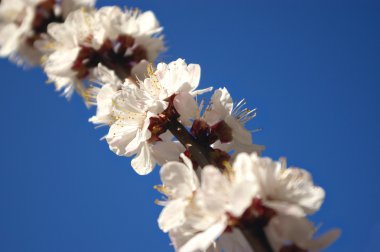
101 61 131 82
167 119 212 167
240 226 274 252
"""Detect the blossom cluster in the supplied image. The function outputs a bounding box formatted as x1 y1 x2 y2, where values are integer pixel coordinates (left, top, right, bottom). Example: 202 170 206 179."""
42 6 163 99
0 1 340 252
158 153 340 252
0 0 95 65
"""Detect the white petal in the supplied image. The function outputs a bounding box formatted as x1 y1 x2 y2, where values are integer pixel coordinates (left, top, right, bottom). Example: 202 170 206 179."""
174 92 198 126
160 161 199 198
131 60 149 81
190 86 213 96
124 127 150 156
44 48 81 91
136 11 162 35
179 217 227 252
197 167 230 214
218 229 253 252
249 153 281 201
232 143 265 156
308 229 341 252
225 116 253 146
265 215 340 251
211 88 233 117
263 201 305 217
204 111 222 126
157 59 200 94
180 153 195 171
184 63 201 92
232 153 255 184
44 48 80 76
151 141 184 166
93 64 122 86
228 181 258 218
273 167 326 215
61 0 95 18
47 22 75 47
0 24 21 56
0 7 34 58
106 120 139 156
158 198 188 232
131 143 155 175
89 83 117 125
169 226 194 251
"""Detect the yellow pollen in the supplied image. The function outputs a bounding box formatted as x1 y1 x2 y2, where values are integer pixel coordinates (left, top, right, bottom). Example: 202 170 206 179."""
81 8 93 30
146 63 161 90
222 161 235 180
154 185 171 195
133 8 140 17
40 55 48 65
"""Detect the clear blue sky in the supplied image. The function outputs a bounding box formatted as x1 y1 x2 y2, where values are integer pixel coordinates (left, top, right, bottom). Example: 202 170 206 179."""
0 0 379 251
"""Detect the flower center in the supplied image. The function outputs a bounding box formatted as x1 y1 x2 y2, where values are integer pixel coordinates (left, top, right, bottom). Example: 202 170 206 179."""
27 0 63 45
72 35 148 81
147 94 179 143
229 198 276 229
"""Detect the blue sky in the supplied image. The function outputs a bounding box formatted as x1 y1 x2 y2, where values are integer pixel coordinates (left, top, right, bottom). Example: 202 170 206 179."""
0 0 379 251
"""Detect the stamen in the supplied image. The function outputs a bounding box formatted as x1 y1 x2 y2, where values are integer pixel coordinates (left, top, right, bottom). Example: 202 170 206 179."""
233 99 246 113
154 199 167 206
222 161 235 180
196 98 206 119
280 157 287 170
232 99 257 124
154 185 171 196
251 128 263 133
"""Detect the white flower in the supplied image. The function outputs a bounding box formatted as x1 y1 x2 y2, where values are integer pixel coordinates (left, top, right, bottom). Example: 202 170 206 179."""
204 88 264 154
0 0 94 65
104 82 181 175
139 58 211 125
42 6 164 99
90 59 210 175
157 152 261 252
0 0 36 64
158 157 231 252
247 153 325 217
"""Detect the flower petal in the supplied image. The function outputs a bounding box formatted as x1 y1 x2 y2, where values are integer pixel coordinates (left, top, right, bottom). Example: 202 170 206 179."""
265 215 341 251
219 229 253 252
151 141 184 166
228 181 258 218
131 143 155 175
179 217 227 252
174 92 198 126
160 161 199 198
158 198 188 232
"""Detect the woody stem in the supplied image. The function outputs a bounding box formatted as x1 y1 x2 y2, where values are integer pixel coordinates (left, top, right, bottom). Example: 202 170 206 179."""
167 119 213 168
240 226 274 252
100 61 131 82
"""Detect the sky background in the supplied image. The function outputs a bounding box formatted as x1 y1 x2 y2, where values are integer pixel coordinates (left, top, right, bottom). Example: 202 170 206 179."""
0 0 379 251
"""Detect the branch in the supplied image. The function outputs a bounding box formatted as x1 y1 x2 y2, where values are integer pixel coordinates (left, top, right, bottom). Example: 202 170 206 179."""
100 61 130 82
240 226 274 252
167 119 212 167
